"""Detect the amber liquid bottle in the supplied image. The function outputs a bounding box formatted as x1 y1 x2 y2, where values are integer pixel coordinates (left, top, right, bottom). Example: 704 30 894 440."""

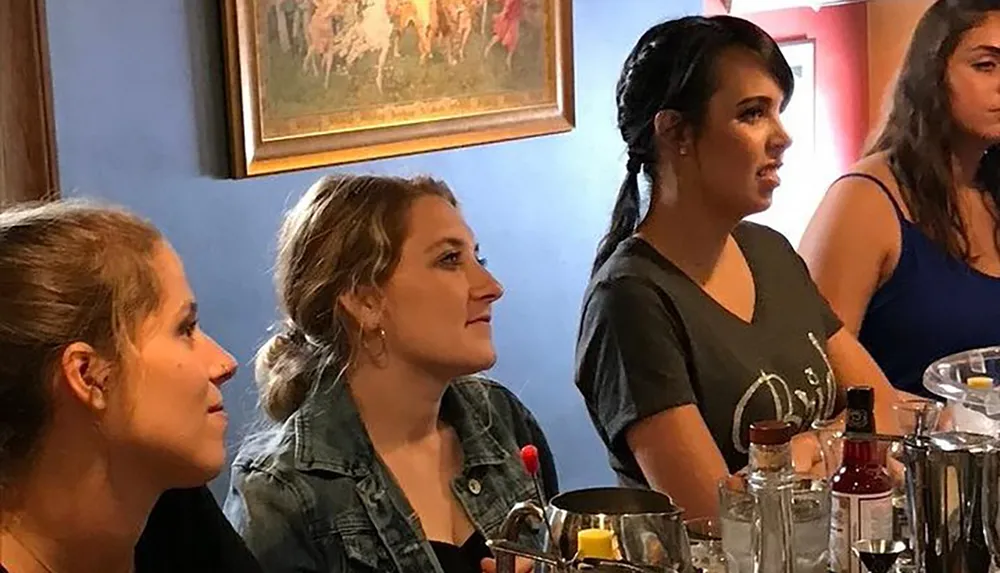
829 386 893 573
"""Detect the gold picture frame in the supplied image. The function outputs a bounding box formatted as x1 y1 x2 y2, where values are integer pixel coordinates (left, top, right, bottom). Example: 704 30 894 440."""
221 0 575 178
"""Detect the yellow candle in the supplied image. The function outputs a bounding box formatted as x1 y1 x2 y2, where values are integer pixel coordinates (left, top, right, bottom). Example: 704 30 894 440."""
577 528 616 560
967 376 994 389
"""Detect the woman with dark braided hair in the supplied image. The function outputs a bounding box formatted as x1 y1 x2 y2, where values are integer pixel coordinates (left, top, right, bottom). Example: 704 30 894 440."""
801 1 1000 400
574 15 901 518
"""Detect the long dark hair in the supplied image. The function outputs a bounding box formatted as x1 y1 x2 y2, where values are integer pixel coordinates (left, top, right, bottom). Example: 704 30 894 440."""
868 0 1000 261
592 15 793 274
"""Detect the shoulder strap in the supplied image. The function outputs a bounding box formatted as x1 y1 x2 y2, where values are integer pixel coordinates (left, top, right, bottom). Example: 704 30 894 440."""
831 172 906 221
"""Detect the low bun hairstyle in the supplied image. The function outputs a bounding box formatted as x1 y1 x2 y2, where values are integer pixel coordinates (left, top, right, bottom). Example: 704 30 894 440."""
256 174 457 422
254 321 323 423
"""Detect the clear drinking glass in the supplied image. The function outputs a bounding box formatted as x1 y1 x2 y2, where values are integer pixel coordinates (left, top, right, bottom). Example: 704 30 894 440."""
893 398 943 437
810 417 844 479
718 474 830 573
686 517 727 573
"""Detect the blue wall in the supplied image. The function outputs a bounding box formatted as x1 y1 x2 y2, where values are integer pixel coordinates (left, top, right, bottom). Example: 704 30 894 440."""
44 0 700 498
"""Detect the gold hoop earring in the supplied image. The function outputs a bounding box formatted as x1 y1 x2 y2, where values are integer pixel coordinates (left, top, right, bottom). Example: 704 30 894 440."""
361 326 388 361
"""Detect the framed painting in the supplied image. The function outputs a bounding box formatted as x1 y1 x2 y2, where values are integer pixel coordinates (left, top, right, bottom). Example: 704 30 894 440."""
221 0 575 178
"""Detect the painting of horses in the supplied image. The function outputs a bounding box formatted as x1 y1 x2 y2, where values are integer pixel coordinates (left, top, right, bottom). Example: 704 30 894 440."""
221 0 574 177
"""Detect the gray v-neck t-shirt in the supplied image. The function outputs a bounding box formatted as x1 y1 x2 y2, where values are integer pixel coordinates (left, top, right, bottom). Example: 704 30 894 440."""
575 222 842 485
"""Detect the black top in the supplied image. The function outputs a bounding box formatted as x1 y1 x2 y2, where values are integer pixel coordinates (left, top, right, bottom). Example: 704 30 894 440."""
0 487 260 573
429 531 492 573
135 486 263 573
576 223 843 481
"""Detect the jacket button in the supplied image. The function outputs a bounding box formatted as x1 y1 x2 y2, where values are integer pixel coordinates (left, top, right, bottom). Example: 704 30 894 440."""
468 478 482 495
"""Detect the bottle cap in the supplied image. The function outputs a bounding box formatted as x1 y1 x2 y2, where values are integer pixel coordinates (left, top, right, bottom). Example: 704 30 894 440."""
846 386 876 433
749 420 793 445
846 386 874 410
577 528 615 559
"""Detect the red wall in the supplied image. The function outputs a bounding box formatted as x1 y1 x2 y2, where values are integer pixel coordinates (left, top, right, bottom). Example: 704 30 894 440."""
705 2 869 172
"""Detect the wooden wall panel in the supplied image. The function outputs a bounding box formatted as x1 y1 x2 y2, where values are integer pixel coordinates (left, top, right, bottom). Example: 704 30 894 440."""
0 0 58 206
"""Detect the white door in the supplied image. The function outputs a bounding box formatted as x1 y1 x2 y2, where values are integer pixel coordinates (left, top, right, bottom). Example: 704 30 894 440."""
746 39 823 248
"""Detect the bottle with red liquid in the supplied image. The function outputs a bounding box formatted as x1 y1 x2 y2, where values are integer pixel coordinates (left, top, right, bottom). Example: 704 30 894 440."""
829 386 893 573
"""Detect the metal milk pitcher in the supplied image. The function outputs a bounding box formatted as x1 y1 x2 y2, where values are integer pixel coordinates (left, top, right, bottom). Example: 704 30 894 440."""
489 486 693 573
902 431 998 573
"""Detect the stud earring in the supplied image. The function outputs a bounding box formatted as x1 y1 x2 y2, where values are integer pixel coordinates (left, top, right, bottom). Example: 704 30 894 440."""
90 386 106 409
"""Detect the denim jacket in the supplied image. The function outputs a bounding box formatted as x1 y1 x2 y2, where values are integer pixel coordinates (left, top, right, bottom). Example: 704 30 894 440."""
223 375 558 573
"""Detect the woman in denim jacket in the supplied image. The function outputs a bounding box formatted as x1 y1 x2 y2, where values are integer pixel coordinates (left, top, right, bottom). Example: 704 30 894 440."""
225 174 558 573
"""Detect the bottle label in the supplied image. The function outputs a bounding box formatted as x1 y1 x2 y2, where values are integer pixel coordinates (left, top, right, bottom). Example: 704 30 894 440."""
829 490 893 573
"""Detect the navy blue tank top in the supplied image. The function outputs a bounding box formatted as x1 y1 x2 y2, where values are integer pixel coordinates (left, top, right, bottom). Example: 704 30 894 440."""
845 173 1000 398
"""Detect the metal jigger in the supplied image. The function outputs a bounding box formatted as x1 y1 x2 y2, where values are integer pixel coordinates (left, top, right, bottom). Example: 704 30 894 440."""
853 540 907 573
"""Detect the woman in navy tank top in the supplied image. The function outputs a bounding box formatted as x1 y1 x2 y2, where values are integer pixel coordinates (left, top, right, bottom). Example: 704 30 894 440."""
800 0 1000 399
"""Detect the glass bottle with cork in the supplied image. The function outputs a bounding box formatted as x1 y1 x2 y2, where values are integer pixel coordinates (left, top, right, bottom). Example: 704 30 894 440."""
829 386 893 573
746 420 796 573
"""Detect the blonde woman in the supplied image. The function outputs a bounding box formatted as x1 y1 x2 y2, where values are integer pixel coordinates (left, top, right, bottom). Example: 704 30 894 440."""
225 174 553 573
